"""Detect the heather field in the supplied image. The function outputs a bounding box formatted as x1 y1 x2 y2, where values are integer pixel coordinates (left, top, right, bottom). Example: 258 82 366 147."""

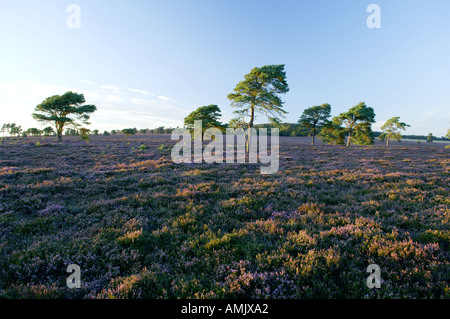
0 135 449 299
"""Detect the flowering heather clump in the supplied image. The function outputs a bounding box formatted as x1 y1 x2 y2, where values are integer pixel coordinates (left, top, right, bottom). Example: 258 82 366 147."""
0 135 449 298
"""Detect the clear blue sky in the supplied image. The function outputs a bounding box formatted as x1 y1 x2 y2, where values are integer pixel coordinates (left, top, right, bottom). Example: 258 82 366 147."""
1 0 449 136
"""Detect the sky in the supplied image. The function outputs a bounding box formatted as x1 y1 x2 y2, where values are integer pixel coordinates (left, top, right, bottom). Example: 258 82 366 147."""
0 0 449 136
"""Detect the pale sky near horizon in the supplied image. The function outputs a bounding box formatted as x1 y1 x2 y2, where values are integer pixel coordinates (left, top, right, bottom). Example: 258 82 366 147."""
1 0 449 136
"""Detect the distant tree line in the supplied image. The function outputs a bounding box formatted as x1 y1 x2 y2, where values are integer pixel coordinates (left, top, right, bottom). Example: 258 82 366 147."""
1 123 55 137
2 65 449 145
0 122 179 140
396 133 449 141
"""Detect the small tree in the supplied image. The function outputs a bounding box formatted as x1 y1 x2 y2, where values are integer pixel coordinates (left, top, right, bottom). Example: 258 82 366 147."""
1 123 11 136
32 91 97 142
184 104 224 133
122 128 137 138
427 133 434 143
155 126 165 134
65 128 79 136
9 124 22 137
298 104 331 145
103 130 110 136
0 123 8 137
43 126 54 136
319 120 346 145
25 128 42 136
79 128 90 142
2 123 15 136
378 117 410 146
334 102 376 147
353 121 374 145
228 64 289 150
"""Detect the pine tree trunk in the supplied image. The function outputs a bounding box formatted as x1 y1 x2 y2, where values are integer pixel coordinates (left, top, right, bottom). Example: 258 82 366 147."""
312 125 316 145
247 106 255 153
